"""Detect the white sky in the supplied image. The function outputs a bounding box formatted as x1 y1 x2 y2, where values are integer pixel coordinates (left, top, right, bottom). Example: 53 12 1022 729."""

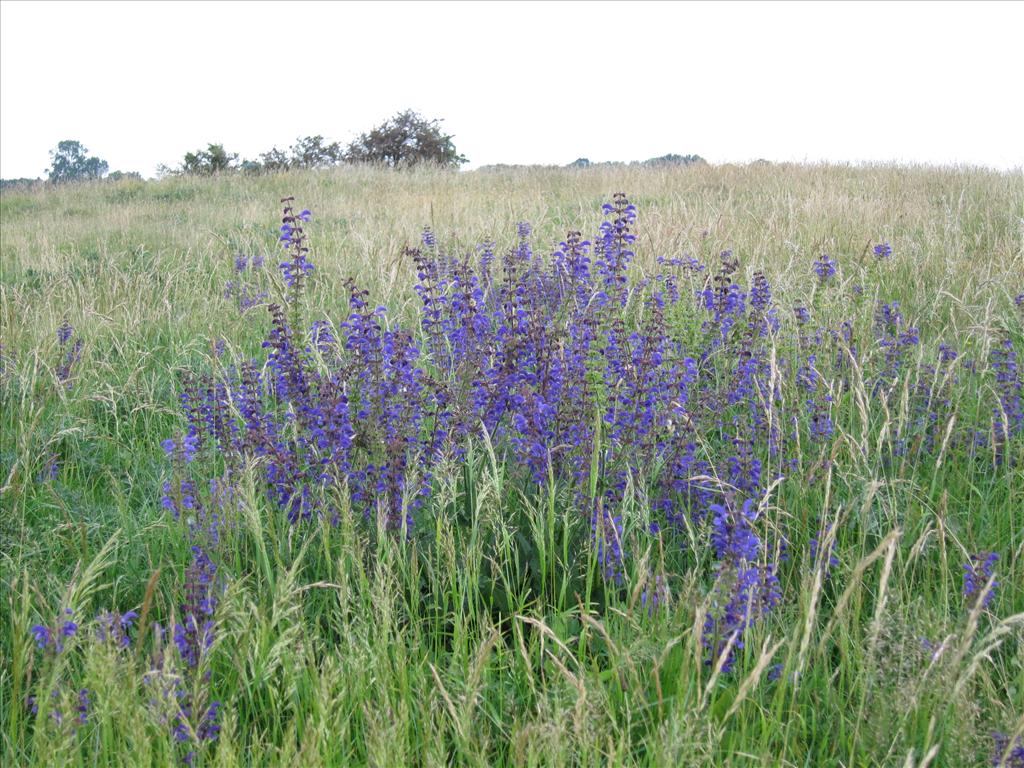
2 1 1022 179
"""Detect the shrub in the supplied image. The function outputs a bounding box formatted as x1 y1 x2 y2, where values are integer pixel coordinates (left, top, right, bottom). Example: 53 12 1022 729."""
344 109 467 168
0 177 42 191
105 171 143 182
642 153 705 167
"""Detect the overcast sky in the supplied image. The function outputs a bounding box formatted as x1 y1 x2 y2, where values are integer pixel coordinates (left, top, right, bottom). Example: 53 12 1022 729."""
2 1 1022 179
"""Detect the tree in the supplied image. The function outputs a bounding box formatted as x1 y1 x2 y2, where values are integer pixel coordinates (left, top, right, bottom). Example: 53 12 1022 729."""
47 140 109 184
181 143 238 175
252 136 343 173
344 110 467 168
257 147 291 173
289 135 343 168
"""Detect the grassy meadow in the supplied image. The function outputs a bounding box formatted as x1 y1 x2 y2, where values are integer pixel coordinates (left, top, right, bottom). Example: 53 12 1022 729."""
1 162 1022 767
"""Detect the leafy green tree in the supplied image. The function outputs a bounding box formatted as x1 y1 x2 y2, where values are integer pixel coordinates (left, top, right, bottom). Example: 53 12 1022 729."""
251 136 343 173
344 110 467 168
257 147 291 173
47 140 109 184
289 135 343 168
181 143 238 175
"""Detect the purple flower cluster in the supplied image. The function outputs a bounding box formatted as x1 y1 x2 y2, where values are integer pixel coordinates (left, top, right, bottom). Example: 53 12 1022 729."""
992 732 1024 767
144 659 221 767
963 552 999 609
159 194 1018 676
991 336 1023 439
156 391 227 762
224 253 268 311
27 688 91 733
278 199 313 303
55 320 83 388
95 609 139 648
31 608 78 653
814 254 836 283
809 523 840 580
139 540 222 763
173 545 218 668
873 300 920 387
702 497 781 671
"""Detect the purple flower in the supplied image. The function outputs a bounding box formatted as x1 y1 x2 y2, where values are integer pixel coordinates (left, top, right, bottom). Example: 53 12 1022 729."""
96 609 139 648
76 689 90 726
963 552 999 609
814 254 836 283
592 504 624 582
57 321 74 345
991 336 1023 439
55 324 83 387
277 199 315 302
30 612 77 653
174 545 219 668
992 732 1024 767
703 562 780 673
640 573 669 615
809 526 840 578
30 624 51 650
873 242 892 259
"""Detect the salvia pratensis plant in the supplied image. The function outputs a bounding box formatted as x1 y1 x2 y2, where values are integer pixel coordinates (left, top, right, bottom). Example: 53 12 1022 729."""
151 192 1021 698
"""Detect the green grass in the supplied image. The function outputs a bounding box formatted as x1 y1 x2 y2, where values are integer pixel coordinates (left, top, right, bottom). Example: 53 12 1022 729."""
1 163 1022 767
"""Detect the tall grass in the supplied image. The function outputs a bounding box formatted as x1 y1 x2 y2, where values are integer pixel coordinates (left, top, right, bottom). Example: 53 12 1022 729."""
1 163 1022 767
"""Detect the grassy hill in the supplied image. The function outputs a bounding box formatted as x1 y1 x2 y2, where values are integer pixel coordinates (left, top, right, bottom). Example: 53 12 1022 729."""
1 163 1022 766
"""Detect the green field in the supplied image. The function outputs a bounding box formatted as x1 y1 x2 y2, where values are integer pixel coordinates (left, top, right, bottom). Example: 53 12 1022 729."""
1 163 1022 767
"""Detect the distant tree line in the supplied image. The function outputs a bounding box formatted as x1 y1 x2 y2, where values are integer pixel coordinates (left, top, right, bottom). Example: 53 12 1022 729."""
2 110 707 188
2 110 467 188
0 177 42 191
476 155 706 173
536 154 706 171
159 110 468 178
